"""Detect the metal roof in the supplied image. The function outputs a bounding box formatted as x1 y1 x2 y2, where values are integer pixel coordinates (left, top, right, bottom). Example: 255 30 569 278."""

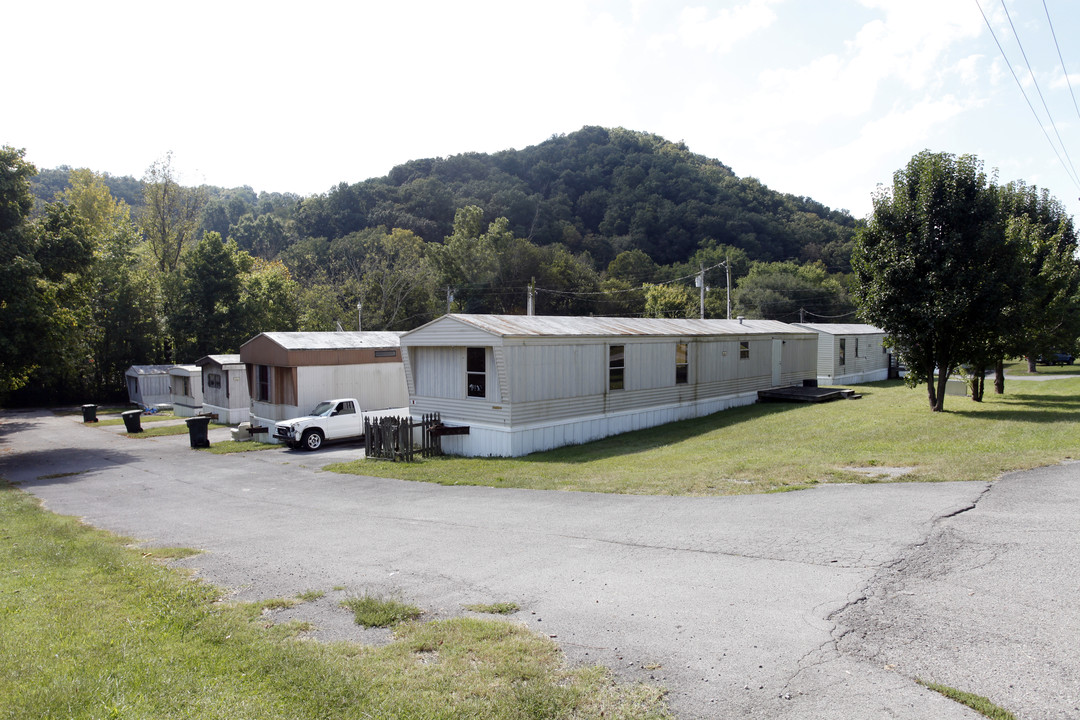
248 331 403 350
793 323 884 336
125 364 174 375
439 314 810 338
168 364 201 373
196 354 243 367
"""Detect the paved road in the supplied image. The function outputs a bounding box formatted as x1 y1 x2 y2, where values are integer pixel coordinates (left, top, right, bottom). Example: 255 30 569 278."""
1 409 1077 719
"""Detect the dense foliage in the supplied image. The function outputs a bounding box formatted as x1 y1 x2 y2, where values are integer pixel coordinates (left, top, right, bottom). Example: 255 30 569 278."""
853 151 1080 411
10 129 1075 406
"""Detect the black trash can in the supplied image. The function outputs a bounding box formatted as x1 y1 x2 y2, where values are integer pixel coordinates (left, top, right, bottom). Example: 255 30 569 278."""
121 409 143 433
81 404 98 423
186 415 211 449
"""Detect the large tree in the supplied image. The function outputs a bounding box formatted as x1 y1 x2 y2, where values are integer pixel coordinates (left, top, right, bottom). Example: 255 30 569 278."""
0 146 41 394
997 182 1080 375
853 151 1007 411
142 152 206 272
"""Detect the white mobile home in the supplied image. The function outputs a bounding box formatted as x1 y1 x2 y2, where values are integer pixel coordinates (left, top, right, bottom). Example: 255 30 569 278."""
401 314 818 457
239 331 409 430
195 355 250 424
793 323 889 385
168 364 203 417
125 365 174 408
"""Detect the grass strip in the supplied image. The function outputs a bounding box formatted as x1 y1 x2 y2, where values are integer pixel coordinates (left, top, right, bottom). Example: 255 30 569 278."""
917 679 1018 719
465 602 520 615
329 378 1080 495
123 424 191 438
198 440 281 454
340 594 423 628
0 481 671 720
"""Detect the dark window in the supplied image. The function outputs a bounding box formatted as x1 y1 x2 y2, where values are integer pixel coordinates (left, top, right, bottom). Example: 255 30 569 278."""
207 373 222 389
609 345 625 390
855 338 860 358
739 341 750 360
374 349 397 357
257 365 270 402
839 339 846 366
675 343 688 384
467 347 486 398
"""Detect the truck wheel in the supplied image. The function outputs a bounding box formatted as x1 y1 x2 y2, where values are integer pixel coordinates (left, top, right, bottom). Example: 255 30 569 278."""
301 429 324 451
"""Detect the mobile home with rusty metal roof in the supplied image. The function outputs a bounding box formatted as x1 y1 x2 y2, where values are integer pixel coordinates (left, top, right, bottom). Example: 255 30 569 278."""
401 314 818 457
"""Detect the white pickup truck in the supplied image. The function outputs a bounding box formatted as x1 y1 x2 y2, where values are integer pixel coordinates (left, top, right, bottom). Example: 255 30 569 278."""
273 399 405 450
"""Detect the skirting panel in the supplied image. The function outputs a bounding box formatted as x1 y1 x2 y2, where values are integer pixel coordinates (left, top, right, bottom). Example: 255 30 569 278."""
432 391 760 458
818 369 889 386
205 403 250 425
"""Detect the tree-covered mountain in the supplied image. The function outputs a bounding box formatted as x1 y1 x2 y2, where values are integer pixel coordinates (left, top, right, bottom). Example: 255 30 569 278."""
30 127 858 270
294 126 858 269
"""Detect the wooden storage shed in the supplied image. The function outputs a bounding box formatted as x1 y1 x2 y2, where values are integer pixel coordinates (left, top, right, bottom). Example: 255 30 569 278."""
239 331 409 431
401 314 819 457
168 364 203 417
125 365 174 408
793 323 890 385
195 354 250 424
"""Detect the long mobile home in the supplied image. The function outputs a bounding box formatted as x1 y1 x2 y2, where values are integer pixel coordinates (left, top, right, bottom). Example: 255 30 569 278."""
401 314 818 457
239 331 409 431
793 323 890 385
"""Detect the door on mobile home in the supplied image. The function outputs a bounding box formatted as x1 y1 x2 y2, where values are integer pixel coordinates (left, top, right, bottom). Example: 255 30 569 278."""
772 339 782 386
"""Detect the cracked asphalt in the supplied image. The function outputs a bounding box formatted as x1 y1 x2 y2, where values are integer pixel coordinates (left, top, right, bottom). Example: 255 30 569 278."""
2 409 1077 719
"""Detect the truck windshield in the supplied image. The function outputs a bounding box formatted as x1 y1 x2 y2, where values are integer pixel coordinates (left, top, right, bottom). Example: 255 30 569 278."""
310 402 334 416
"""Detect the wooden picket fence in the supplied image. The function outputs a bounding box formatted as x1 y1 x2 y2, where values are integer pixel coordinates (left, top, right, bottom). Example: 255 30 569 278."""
364 412 443 462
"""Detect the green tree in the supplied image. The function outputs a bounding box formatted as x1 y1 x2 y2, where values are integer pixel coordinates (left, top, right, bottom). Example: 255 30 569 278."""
239 258 301 336
354 228 439 330
141 152 206 272
0 146 41 394
998 182 1080 378
733 260 852 322
166 232 245 359
643 282 697 318
853 151 1005 411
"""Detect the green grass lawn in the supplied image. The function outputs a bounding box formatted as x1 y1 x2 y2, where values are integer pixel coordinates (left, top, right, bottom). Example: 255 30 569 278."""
0 482 670 720
999 359 1080 376
329 378 1080 495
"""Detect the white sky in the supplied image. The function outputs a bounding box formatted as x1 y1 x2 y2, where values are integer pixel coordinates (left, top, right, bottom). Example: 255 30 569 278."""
6 0 1080 221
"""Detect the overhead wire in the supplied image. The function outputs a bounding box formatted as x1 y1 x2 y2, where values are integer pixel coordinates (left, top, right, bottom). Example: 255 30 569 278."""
1041 0 1080 125
997 0 1080 186
974 0 1080 191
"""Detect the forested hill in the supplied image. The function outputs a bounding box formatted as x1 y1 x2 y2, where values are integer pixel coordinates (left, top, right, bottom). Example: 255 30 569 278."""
31 126 858 269
296 126 857 267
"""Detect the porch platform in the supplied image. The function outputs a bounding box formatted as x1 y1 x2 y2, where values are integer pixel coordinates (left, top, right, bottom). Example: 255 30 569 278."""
757 385 861 403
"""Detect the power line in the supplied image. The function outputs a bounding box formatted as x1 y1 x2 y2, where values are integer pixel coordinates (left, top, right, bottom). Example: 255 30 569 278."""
998 0 1080 186
974 0 1080 191
1041 0 1080 125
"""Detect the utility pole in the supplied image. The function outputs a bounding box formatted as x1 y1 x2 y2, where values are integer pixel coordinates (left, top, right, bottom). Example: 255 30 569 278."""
725 252 732 320
799 307 805 323
699 263 706 319
446 286 454 314
527 277 535 316
357 302 362 331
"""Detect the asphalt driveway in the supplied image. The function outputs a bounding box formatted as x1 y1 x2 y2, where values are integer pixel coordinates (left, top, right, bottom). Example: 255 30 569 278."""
1 409 1077 719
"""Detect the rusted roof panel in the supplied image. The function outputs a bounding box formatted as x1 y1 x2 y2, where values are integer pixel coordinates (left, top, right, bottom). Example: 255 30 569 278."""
445 314 810 338
793 323 884 335
244 331 403 351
